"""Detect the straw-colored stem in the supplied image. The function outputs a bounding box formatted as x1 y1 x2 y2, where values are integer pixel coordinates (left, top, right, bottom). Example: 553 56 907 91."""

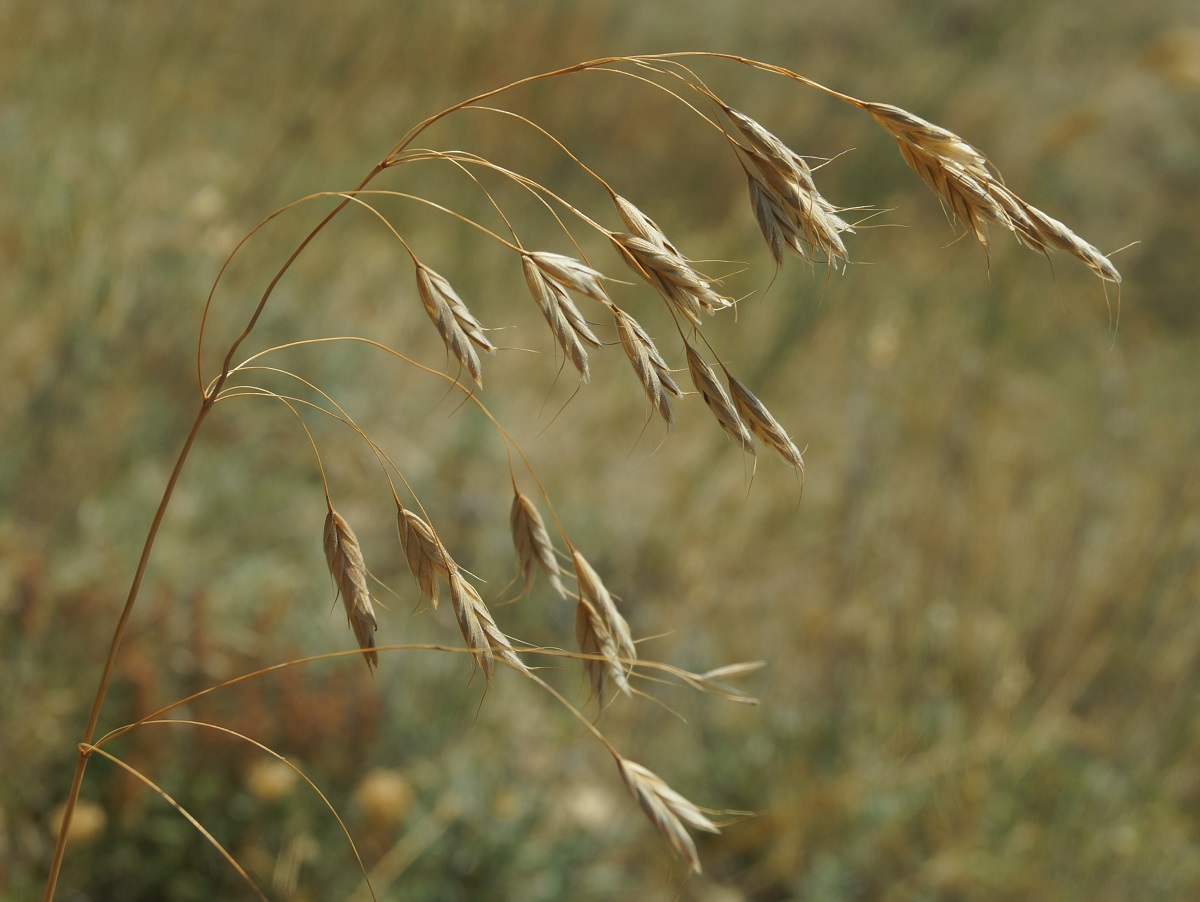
43 164 388 902
42 397 212 902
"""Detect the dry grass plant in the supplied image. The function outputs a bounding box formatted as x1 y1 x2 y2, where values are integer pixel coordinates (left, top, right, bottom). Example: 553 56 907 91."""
42 52 1120 900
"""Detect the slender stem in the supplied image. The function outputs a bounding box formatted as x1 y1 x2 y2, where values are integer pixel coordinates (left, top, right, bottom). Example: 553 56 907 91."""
208 163 386 402
42 397 212 902
43 161 389 902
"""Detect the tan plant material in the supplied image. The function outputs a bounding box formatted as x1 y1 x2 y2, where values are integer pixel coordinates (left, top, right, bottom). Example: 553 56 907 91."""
863 101 1121 282
998 193 1124 283
447 567 528 679
522 255 601 381
611 305 680 426
610 233 733 326
575 594 631 706
397 504 454 611
725 370 804 470
684 345 754 452
414 262 496 386
572 551 636 701
527 251 610 302
509 490 566 597
322 509 379 669
612 194 683 257
676 661 766 705
609 195 732 324
721 104 853 265
616 758 720 873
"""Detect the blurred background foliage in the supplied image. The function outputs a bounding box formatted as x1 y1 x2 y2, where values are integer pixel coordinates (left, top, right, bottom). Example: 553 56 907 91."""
3 0 1199 899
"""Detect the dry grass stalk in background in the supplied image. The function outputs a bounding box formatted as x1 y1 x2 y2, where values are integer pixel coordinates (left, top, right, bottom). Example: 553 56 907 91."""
509 489 566 597
322 509 379 669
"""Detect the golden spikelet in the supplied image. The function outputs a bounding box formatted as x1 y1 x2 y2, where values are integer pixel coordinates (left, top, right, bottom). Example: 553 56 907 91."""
1001 191 1123 283
615 758 719 873
527 251 610 302
322 509 379 669
610 232 732 325
509 490 565 597
575 595 624 705
397 505 453 611
414 262 495 386
725 370 804 470
521 255 600 381
447 567 528 679
572 550 635 700
612 194 682 256
612 305 680 426
684 345 754 452
609 194 731 322
721 104 853 265
864 101 1120 281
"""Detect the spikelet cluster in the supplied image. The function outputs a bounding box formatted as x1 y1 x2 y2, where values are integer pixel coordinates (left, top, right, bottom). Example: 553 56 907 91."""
616 758 720 874
721 104 853 266
415 262 496 386
572 550 637 704
322 509 379 669
509 490 566 597
864 101 1120 282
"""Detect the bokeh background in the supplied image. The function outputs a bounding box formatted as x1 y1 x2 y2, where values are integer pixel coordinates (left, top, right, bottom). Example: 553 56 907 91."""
4 1 1199 899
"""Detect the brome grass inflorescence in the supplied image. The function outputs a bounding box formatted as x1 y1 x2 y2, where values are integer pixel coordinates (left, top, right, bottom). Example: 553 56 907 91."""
45 51 1119 899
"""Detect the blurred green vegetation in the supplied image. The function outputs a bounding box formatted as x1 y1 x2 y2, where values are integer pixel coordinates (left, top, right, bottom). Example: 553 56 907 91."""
3 1 1199 899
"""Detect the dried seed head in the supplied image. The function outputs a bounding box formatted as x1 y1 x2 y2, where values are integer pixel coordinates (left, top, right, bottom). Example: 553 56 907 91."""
722 105 852 265
414 262 495 386
746 167 851 266
522 256 598 381
612 194 681 256
448 567 528 679
864 101 1120 281
575 596 624 705
322 509 379 669
865 102 993 180
610 232 732 325
397 505 454 611
528 251 610 302
616 758 719 873
510 490 565 597
1002 191 1123 283
684 345 754 452
572 550 635 700
612 305 680 426
725 371 804 470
